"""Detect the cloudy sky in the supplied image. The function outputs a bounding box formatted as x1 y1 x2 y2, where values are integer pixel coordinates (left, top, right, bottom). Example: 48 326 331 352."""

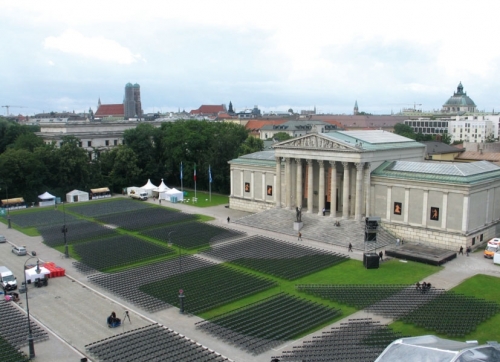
1 0 499 116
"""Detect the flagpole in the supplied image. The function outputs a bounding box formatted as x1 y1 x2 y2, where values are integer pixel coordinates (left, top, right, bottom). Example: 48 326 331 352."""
194 164 197 200
209 165 212 202
180 162 183 193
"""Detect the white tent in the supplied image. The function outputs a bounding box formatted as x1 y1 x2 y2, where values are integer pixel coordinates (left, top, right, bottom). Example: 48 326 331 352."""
66 189 89 203
154 179 170 199
25 266 51 283
165 188 184 202
38 191 56 207
141 179 157 197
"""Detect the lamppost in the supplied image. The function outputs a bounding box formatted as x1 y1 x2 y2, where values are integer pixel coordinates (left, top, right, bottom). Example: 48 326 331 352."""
168 231 184 314
62 202 69 258
24 256 40 359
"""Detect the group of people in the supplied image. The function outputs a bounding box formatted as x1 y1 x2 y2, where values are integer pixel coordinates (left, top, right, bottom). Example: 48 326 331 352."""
416 281 432 293
458 245 472 256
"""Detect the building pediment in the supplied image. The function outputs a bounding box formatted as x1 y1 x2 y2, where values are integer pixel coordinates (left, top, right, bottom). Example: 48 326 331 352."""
274 134 358 151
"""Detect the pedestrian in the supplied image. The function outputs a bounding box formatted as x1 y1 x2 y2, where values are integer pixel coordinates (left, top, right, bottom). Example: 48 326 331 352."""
466 245 471 256
348 242 353 252
379 250 383 261
415 282 421 291
159 198 161 205
396 238 400 246
298 232 302 241
227 216 230 223
401 238 404 245
322 208 326 216
459 246 463 255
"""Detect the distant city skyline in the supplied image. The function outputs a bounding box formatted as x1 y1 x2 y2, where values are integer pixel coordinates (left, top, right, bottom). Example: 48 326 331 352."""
1 1 499 116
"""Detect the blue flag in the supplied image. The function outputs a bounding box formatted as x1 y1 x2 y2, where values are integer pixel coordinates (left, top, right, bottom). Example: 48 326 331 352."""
180 162 183 179
209 165 212 183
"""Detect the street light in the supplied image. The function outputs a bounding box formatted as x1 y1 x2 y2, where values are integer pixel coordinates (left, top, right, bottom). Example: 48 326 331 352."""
23 256 40 359
62 202 69 258
168 231 184 314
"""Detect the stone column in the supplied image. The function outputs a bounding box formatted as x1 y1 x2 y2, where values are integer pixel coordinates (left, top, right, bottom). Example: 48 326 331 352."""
364 163 371 217
275 157 281 208
386 186 392 220
355 162 364 221
350 166 356 216
441 192 448 229
422 190 429 227
404 188 410 223
342 162 350 219
307 159 314 213
461 195 469 233
250 171 255 200
230 169 234 196
296 159 303 208
330 161 337 217
318 160 325 216
240 170 244 197
285 158 292 209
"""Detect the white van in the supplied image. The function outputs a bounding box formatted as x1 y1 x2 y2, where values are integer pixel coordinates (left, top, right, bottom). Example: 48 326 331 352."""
0 266 17 291
130 191 148 201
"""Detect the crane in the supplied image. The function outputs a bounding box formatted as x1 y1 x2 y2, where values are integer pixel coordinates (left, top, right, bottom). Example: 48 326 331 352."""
1 105 26 116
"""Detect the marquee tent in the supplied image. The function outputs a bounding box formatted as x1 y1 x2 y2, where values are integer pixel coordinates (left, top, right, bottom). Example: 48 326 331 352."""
25 266 51 284
38 191 56 207
66 190 89 203
164 188 184 202
141 179 157 197
154 179 170 198
90 187 111 199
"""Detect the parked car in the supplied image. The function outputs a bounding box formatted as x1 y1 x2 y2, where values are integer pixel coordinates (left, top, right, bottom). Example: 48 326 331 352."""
0 235 6 243
12 246 27 256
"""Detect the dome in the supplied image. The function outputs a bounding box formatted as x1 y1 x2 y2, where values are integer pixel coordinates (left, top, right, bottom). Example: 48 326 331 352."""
133 83 140 87
442 82 476 107
125 82 133 87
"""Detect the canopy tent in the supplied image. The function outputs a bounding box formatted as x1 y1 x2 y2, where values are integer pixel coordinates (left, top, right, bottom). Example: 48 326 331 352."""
141 179 157 197
153 178 170 198
66 189 89 203
25 266 51 283
90 187 111 199
0 197 26 210
164 188 184 202
38 191 56 207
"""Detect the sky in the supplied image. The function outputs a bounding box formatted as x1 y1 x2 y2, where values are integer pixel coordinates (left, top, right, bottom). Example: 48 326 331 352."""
1 0 499 116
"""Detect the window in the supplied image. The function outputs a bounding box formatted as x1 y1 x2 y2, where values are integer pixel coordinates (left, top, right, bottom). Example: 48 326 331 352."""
105 140 109 146
114 140 118 146
78 142 82 147
472 237 476 245
480 234 484 242
87 141 92 147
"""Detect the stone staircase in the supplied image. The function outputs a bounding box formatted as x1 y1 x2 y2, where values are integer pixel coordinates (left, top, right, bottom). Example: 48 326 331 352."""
234 208 396 251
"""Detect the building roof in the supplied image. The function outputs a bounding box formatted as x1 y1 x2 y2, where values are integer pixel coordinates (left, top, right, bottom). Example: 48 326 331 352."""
456 151 500 162
372 160 500 184
229 150 277 167
190 105 226 115
443 82 476 107
260 120 337 131
313 115 408 129
95 104 124 117
245 120 287 132
420 141 464 155
320 130 424 151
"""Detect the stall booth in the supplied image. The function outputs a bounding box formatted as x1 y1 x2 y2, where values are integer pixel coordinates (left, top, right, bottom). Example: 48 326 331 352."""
0 197 26 211
66 189 89 203
154 179 170 200
25 265 51 284
38 192 56 207
165 188 184 203
90 187 111 199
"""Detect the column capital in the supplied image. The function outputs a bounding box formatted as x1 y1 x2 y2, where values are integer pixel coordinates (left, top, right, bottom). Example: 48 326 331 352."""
275 157 282 163
364 162 371 169
318 160 324 167
355 162 364 170
329 161 337 168
341 161 349 168
295 158 302 164
306 159 314 165
251 170 255 174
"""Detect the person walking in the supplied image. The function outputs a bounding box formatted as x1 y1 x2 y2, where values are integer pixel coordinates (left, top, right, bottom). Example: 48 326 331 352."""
227 216 230 223
298 232 302 241
322 208 326 216
379 250 383 261
466 245 471 256
348 242 353 252
459 246 464 255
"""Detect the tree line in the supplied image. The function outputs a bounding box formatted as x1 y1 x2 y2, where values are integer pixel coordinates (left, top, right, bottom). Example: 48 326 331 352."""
0 118 263 203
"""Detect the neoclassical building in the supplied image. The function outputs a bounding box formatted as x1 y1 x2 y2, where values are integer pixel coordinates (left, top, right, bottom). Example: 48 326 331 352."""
229 130 500 250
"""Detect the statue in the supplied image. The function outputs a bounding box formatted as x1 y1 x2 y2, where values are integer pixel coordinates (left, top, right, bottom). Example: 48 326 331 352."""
296 207 302 223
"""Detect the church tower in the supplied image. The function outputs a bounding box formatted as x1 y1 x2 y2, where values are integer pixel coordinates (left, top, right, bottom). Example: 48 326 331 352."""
354 100 359 115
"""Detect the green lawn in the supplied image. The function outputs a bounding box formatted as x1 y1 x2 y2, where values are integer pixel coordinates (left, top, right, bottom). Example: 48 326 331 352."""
390 274 500 344
180 190 228 207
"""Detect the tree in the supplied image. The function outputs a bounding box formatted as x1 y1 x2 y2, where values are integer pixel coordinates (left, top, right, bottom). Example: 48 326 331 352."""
123 123 161 177
288 108 294 114
11 132 44 152
440 132 451 145
271 132 293 142
393 123 416 139
239 136 264 156
109 146 142 188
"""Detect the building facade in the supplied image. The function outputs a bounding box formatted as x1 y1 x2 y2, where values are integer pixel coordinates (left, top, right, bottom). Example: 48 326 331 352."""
229 130 500 250
124 83 142 119
442 82 477 113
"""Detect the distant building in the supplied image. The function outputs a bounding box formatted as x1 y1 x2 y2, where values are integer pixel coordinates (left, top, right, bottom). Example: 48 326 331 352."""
449 119 495 143
442 82 477 113
353 100 359 115
403 118 451 137
190 104 226 117
124 83 142 119
259 120 338 140
95 98 125 120
300 106 317 116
